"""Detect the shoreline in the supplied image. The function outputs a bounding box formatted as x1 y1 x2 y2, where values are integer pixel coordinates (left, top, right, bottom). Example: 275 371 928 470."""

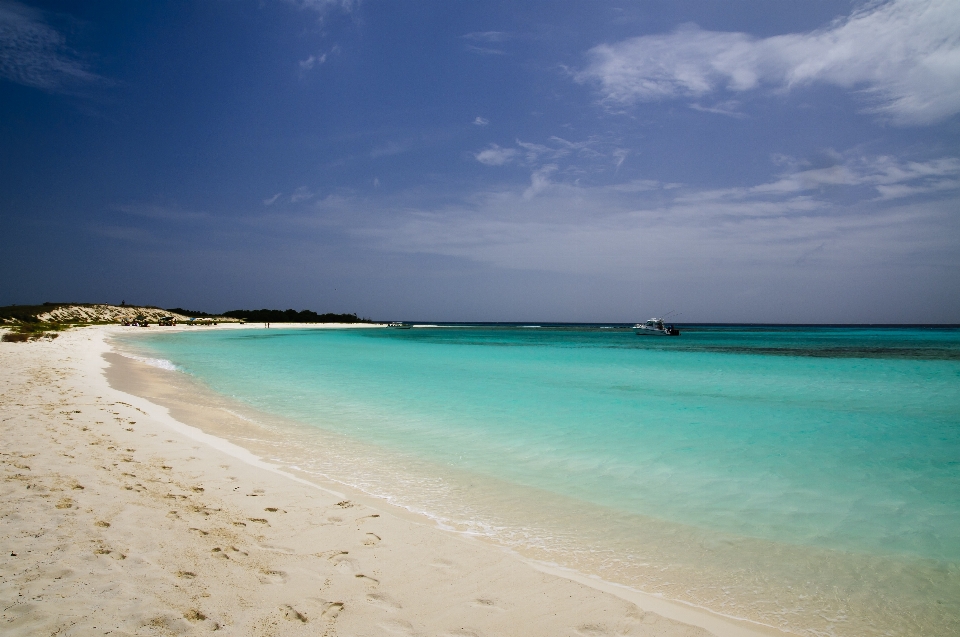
3 324 791 636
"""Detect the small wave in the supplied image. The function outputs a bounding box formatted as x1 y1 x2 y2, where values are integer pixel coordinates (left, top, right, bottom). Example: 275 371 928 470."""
119 353 179 371
221 408 261 425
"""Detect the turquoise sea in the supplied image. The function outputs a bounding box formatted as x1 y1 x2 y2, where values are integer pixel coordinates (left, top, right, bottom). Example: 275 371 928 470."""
118 325 960 636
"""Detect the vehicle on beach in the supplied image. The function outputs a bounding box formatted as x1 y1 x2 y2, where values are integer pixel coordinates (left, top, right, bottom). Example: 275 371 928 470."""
634 318 680 336
122 314 152 327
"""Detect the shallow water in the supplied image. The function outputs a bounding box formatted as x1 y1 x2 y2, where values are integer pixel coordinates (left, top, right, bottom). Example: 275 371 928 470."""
118 325 960 636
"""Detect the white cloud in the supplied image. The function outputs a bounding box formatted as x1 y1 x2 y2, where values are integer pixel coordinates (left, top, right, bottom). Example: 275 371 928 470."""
115 204 211 223
371 141 407 158
473 116 489 126
475 136 645 176
690 100 745 118
613 149 629 170
290 186 315 203
577 0 960 124
286 0 356 16
475 144 518 166
240 148 958 324
299 53 327 71
263 193 282 206
335 149 960 276
675 154 960 203
345 175 957 282
463 31 508 43
0 1 100 91
523 165 558 199
462 31 508 55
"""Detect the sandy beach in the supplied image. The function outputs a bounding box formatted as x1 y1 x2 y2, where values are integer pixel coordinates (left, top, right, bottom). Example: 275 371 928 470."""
1 325 787 637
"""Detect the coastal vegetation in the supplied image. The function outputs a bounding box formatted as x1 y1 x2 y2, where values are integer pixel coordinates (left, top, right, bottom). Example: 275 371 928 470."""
220 309 370 323
0 304 72 341
0 304 373 339
1 323 63 342
164 307 220 318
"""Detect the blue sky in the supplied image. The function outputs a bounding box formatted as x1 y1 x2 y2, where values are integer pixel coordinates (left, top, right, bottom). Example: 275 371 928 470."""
2 0 959 322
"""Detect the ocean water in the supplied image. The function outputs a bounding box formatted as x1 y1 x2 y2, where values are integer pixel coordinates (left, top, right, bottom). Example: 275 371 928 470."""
118 325 960 636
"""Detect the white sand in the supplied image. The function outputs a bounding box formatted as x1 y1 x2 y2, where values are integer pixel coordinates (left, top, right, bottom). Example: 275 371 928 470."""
1 326 789 636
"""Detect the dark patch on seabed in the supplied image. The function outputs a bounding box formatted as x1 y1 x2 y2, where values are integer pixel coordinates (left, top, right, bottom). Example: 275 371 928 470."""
688 344 960 360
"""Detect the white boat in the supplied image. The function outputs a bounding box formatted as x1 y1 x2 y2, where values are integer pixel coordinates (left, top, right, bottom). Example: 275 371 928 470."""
633 318 680 336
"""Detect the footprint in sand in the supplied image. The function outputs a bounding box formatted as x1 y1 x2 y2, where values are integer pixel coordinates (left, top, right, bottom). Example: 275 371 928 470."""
320 601 344 619
333 557 358 574
471 598 501 610
362 533 381 546
260 569 288 585
366 592 400 609
378 619 415 635
575 624 612 636
281 605 308 622
257 543 295 554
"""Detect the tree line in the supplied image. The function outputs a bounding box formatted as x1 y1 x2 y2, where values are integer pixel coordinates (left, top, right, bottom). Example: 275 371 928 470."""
217 309 369 323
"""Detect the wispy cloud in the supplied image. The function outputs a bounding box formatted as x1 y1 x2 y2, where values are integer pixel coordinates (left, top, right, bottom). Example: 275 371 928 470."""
299 52 327 71
473 116 489 126
115 204 211 223
523 164 558 199
290 186 315 203
0 1 101 92
464 31 508 43
370 140 407 158
612 148 629 170
475 135 625 175
577 0 960 125
462 30 510 55
475 144 518 166
263 193 282 206
284 146 960 284
676 154 960 203
285 0 357 17
690 100 745 118
299 45 340 75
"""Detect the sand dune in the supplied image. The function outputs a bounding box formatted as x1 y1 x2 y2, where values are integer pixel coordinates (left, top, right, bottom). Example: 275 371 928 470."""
33 304 199 324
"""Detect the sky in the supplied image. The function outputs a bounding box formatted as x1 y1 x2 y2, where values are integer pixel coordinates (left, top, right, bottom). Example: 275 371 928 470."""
1 0 959 323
